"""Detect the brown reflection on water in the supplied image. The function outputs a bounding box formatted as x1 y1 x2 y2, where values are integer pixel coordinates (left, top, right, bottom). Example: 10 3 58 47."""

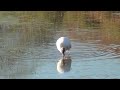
66 29 120 55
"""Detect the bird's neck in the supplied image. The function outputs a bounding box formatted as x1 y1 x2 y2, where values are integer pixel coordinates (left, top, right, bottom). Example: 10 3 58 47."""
62 48 65 56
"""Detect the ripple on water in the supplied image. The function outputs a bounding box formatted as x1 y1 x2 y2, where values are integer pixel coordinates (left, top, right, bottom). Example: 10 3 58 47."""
71 41 120 62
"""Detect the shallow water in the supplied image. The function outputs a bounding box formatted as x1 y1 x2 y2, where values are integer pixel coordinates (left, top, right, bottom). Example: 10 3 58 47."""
0 11 120 79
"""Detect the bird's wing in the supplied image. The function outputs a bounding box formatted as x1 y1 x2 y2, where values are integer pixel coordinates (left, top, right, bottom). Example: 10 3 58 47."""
60 43 64 48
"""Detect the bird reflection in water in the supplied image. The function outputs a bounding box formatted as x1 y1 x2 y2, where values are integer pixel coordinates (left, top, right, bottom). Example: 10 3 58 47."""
57 56 72 73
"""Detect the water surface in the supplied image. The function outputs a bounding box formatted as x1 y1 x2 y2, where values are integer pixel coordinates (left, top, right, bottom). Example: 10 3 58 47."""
0 11 120 79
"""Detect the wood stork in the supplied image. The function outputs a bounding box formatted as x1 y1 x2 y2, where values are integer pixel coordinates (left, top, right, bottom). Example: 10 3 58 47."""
56 37 71 57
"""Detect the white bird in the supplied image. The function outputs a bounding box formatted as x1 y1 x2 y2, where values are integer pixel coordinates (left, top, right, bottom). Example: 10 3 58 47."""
56 37 71 57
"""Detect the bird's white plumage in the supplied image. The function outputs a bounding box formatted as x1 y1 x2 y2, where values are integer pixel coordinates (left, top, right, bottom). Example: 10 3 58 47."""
56 37 71 54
